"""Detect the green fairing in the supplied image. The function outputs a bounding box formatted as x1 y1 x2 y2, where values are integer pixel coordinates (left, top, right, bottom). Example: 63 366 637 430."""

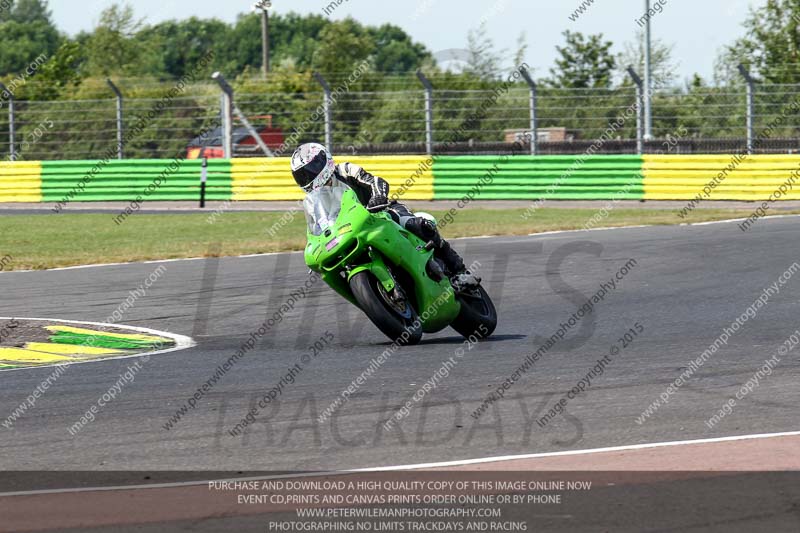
304 188 461 334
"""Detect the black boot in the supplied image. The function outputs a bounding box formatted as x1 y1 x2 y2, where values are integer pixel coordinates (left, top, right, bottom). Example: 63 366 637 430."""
440 240 480 289
405 217 478 287
437 239 465 275
406 218 458 270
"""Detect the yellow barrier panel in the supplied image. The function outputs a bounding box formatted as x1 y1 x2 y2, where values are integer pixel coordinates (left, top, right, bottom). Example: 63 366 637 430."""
643 155 800 200
231 156 434 201
0 162 42 202
231 158 300 201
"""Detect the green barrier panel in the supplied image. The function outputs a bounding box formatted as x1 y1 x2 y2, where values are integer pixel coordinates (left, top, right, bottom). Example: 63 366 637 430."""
41 159 232 203
432 155 645 200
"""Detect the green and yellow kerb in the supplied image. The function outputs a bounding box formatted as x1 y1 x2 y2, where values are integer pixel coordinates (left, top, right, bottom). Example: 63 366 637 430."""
0 319 185 371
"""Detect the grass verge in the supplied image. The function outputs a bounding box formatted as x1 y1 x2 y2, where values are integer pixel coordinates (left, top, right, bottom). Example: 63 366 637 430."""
0 207 794 271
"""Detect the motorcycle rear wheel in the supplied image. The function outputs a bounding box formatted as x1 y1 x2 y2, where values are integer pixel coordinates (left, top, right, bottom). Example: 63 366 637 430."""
450 285 497 340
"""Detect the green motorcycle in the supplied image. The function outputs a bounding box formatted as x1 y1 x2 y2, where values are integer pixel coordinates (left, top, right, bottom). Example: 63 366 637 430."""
303 180 497 345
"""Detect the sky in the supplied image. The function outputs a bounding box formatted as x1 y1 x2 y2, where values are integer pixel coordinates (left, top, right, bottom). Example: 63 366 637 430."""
49 0 767 83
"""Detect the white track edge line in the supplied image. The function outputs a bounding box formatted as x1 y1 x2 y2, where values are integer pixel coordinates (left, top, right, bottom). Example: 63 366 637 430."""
3 214 799 274
3 250 306 274
527 213 800 237
1 430 798 497
689 213 800 226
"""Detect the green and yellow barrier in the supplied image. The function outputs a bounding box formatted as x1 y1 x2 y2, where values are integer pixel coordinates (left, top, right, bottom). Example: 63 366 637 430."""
231 156 435 201
231 158 299 201
643 154 800 201
41 159 232 202
2 154 800 203
231 155 644 201
432 155 644 200
0 161 42 202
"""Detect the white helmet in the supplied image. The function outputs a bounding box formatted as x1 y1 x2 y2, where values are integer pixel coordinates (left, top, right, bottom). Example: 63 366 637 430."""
290 143 336 191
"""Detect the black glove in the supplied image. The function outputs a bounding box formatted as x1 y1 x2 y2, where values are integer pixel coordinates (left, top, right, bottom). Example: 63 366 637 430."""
367 194 389 211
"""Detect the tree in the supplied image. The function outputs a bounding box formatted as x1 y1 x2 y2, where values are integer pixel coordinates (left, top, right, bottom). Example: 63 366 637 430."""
137 17 229 78
9 0 51 23
311 18 373 76
0 0 61 76
22 41 84 100
368 24 430 74
717 0 800 84
213 13 428 78
465 22 504 79
548 31 616 89
83 3 161 76
267 13 329 72
617 30 678 88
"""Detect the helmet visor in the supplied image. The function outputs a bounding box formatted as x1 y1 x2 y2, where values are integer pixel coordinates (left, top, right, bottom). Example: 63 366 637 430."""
292 151 329 191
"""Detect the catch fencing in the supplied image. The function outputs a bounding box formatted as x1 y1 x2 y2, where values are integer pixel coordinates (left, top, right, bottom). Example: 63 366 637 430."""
3 71 800 161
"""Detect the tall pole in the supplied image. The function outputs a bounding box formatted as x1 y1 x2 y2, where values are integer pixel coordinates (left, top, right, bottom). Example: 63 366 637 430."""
261 9 270 78
254 1 272 80
644 0 653 140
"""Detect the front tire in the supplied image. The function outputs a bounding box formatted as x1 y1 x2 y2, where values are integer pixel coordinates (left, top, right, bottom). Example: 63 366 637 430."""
450 285 497 340
349 271 422 346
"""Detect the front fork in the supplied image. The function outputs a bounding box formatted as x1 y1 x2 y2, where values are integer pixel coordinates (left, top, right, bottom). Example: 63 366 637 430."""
348 248 396 293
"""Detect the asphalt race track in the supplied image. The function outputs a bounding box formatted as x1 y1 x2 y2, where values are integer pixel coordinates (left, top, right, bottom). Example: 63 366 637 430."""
1 216 799 530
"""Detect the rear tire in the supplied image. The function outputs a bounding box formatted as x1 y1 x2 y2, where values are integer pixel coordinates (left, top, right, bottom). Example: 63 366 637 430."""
450 285 497 340
349 271 422 346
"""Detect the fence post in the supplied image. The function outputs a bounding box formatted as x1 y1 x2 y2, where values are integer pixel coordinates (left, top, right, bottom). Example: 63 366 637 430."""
313 72 333 152
643 0 653 140
519 67 538 156
626 66 644 155
0 82 16 161
234 106 274 157
106 79 124 159
737 64 756 154
416 70 434 156
200 154 208 208
212 72 234 158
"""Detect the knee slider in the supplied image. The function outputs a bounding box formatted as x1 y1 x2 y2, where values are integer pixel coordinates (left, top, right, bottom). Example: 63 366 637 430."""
405 217 436 240
417 218 438 240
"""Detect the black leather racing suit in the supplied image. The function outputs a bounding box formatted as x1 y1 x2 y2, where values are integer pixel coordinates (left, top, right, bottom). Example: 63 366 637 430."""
333 162 465 275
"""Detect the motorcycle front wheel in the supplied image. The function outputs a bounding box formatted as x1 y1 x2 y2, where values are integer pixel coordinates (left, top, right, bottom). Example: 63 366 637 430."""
349 271 423 346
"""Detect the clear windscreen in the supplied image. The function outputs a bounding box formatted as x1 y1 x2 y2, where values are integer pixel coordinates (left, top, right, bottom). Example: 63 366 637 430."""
303 179 349 236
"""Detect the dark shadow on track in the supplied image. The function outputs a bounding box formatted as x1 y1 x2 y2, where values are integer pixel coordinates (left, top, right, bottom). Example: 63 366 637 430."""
369 333 528 346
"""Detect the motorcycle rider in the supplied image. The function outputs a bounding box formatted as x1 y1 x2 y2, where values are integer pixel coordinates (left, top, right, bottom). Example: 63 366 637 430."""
290 142 479 289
